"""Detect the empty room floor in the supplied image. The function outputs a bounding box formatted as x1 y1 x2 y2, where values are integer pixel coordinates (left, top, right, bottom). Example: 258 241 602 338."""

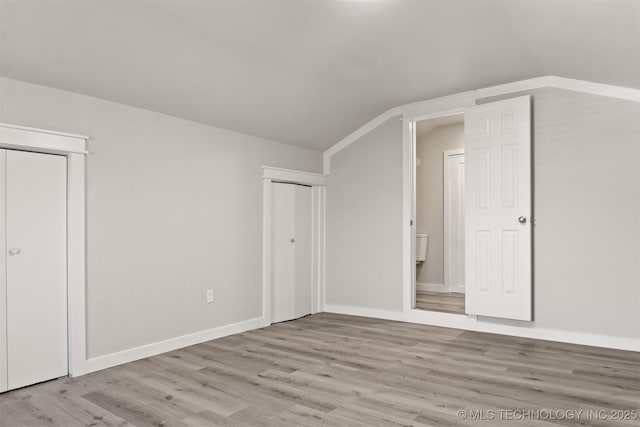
1 313 638 426
415 290 466 314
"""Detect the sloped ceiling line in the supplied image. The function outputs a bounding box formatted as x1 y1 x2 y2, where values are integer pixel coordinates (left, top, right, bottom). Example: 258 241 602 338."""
323 76 640 175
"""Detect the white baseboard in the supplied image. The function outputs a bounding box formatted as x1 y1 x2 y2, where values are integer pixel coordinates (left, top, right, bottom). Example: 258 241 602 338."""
80 317 269 375
323 304 640 352
416 283 445 292
76 304 638 377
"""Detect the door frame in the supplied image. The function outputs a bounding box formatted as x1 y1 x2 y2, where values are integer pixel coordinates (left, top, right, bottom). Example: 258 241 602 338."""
443 149 465 293
405 110 465 310
262 167 326 324
0 123 88 376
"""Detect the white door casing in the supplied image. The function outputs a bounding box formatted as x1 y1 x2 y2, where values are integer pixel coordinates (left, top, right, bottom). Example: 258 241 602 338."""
271 182 313 323
2 149 68 391
444 150 465 293
464 95 532 321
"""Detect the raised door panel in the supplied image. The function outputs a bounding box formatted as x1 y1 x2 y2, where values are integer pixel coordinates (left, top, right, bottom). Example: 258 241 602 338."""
6 149 68 390
465 96 532 321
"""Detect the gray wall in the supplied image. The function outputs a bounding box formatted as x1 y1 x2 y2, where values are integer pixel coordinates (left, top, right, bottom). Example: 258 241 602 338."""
326 88 640 339
326 118 403 311
415 123 464 286
0 77 322 358
517 88 639 337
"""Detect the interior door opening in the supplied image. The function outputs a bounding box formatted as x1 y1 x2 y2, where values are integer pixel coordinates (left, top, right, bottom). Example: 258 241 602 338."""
413 114 466 314
410 96 532 322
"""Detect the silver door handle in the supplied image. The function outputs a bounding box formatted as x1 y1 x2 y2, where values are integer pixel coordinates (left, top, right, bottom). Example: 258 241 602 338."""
8 248 21 255
518 216 527 224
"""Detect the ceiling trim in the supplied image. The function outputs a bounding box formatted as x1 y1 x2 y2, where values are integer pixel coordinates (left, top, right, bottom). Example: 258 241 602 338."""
323 76 640 175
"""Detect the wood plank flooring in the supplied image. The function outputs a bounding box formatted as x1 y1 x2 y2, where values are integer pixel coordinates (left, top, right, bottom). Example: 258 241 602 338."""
415 291 465 314
1 313 638 426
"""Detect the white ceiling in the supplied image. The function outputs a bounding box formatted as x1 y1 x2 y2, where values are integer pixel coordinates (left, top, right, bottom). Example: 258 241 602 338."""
1 0 638 151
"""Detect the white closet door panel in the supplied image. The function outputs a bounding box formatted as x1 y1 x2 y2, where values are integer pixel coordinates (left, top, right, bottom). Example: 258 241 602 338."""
271 182 313 323
6 149 68 390
293 185 312 319
271 183 296 323
465 96 532 321
0 150 7 392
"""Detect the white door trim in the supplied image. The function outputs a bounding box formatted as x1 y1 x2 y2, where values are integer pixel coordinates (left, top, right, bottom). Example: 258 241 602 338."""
402 120 416 311
0 123 88 377
262 167 326 324
443 149 465 293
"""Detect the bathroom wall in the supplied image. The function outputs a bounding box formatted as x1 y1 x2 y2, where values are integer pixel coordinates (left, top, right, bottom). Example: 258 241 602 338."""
0 77 323 359
415 122 464 287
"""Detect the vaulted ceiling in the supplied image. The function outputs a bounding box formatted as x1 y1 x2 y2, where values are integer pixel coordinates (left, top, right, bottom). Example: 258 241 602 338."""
1 0 638 151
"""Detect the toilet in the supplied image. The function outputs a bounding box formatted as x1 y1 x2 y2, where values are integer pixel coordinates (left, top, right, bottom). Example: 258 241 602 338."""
416 234 429 264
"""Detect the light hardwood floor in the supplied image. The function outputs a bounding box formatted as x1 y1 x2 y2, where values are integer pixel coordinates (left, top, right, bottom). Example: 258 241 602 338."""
415 290 465 314
1 313 638 426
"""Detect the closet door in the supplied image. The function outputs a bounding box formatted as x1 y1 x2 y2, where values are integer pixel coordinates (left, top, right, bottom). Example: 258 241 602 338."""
271 182 312 323
292 184 312 319
2 149 68 391
0 150 6 392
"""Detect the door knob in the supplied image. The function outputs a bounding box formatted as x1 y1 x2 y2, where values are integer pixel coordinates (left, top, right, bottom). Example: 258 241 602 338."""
8 248 21 255
518 216 527 224
290 238 295 243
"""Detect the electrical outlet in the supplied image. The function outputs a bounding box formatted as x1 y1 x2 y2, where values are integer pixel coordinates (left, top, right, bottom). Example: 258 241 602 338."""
206 289 214 304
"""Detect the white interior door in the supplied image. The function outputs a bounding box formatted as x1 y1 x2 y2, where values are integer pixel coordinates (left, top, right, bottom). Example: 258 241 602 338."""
0 150 6 392
465 95 532 321
1 149 68 391
444 151 465 293
271 182 312 323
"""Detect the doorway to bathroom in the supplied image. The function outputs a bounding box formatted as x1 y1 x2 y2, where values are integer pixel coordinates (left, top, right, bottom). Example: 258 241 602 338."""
414 113 466 314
